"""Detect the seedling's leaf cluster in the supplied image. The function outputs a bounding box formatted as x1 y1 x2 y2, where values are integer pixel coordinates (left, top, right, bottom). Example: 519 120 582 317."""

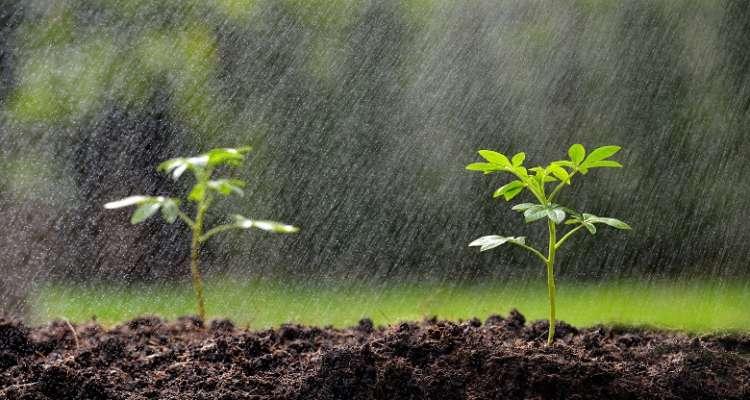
466 143 630 243
104 147 295 232
465 143 631 345
466 144 628 229
466 144 622 205
104 146 298 321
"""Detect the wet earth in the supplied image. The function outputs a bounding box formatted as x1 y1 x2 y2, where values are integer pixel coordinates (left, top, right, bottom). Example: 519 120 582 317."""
1 310 748 399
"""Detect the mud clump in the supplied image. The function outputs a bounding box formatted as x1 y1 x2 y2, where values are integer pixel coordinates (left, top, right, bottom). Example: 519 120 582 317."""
0 319 31 369
0 312 748 399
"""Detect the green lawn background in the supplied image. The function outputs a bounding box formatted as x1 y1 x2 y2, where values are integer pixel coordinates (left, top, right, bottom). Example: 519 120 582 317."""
31 278 750 332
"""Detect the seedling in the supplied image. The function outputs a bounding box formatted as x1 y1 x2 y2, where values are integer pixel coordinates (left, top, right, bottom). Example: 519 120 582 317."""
104 147 299 321
466 144 631 345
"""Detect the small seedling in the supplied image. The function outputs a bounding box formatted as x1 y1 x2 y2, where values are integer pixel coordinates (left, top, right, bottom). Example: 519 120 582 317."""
466 144 631 345
104 147 298 321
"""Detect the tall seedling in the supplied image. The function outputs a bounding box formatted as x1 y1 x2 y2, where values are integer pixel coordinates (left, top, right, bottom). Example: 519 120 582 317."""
105 147 299 321
466 144 631 345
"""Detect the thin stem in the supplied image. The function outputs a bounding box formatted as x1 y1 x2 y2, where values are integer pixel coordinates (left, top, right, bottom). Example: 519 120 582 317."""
548 170 578 203
188 166 217 323
507 169 546 204
555 224 585 250
190 205 207 322
189 184 212 322
546 219 557 346
200 223 240 243
177 209 195 228
510 241 548 265
528 180 547 204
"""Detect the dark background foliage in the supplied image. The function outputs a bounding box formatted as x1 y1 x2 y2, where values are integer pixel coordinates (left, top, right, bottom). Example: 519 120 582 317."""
0 0 748 301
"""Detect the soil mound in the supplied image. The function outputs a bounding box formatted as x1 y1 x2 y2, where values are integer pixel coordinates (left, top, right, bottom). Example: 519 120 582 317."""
0 311 748 399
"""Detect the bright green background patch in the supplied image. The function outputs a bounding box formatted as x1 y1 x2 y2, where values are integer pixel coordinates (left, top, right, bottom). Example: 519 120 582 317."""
31 278 750 332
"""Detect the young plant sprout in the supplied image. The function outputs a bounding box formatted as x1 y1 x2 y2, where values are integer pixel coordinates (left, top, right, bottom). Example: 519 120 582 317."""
104 147 299 321
466 144 631 345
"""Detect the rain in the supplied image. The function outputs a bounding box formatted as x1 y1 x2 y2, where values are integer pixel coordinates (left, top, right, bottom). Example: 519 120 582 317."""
2 1 750 398
0 0 748 329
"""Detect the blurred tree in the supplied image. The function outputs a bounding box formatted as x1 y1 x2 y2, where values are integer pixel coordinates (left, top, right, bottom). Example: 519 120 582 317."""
0 0 21 102
0 0 748 288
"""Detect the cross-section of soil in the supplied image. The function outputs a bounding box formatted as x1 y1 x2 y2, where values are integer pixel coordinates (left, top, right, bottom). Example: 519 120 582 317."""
1 311 748 399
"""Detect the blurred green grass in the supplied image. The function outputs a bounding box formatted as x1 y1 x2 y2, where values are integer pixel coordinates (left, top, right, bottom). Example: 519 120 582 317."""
30 278 750 332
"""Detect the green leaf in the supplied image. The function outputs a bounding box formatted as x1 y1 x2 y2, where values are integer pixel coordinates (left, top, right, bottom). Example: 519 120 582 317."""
159 147 252 177
105 196 182 224
570 213 631 231
503 186 524 201
546 207 566 224
157 156 208 180
157 158 183 174
514 166 529 178
207 179 246 196
188 183 206 202
582 145 620 164
511 203 537 212
131 201 161 224
478 150 511 167
160 199 180 224
468 235 526 252
206 147 250 167
560 208 583 224
233 215 299 233
528 167 550 185
585 160 623 169
523 204 566 224
568 144 585 165
524 178 545 200
523 205 548 223
465 162 502 173
511 152 525 167
551 160 575 168
547 164 570 184
586 215 631 230
492 180 525 200
576 145 622 173
104 195 149 209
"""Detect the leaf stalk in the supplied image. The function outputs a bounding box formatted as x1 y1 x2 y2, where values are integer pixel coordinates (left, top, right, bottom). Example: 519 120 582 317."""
511 242 548 264
190 201 208 322
555 224 585 250
200 224 240 243
546 219 557 346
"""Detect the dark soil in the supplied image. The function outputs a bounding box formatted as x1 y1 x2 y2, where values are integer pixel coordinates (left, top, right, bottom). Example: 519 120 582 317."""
1 311 748 399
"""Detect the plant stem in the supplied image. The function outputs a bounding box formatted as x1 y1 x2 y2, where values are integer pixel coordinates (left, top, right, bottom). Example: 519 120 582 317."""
177 209 196 228
511 242 548 265
555 224 585 250
546 219 557 346
190 202 208 322
548 170 577 202
200 223 239 243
